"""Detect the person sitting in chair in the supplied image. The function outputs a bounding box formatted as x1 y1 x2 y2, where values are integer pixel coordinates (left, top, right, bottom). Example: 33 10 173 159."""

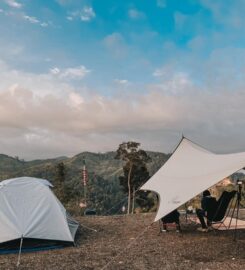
161 209 181 232
196 190 217 232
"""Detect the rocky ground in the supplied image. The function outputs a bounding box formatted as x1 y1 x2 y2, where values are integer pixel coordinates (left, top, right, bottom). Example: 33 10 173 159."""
1 213 245 270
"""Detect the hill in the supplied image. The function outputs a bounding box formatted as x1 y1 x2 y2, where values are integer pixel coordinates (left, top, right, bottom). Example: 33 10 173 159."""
1 214 244 269
1 151 241 213
0 151 170 214
0 151 169 182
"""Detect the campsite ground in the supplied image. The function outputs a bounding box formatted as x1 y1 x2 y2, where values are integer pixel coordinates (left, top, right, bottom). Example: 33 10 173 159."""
1 213 245 270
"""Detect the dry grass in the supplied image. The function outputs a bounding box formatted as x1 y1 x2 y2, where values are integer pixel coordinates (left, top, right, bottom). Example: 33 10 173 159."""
1 213 245 270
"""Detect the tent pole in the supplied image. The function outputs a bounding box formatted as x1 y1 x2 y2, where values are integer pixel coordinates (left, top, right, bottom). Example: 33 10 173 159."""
228 196 237 229
16 235 23 268
233 180 242 241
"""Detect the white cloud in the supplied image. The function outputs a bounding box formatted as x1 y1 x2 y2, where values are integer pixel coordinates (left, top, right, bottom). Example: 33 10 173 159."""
1 72 245 159
61 66 91 79
153 68 192 94
153 69 163 77
5 0 22 9
68 92 84 107
50 67 60 75
114 79 129 85
80 6 95 21
200 0 245 29
50 66 91 80
21 14 50 27
0 60 73 98
1 43 245 159
40 22 48 27
23 15 39 24
67 6 96 22
128 9 145 20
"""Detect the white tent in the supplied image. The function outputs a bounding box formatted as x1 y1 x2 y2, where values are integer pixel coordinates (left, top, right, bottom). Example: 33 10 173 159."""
0 177 79 245
141 137 245 221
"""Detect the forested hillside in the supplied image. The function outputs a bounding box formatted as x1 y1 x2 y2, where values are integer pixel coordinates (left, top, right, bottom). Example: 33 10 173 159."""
0 151 169 181
0 151 170 214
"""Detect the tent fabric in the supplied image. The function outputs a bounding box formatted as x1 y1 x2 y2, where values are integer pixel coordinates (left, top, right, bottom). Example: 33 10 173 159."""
140 137 245 222
0 177 79 244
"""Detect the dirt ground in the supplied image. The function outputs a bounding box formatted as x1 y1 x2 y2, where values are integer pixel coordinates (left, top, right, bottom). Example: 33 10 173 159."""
1 213 245 270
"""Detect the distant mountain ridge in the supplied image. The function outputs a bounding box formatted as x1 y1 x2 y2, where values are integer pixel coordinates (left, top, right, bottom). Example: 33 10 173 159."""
0 151 170 182
2 152 243 214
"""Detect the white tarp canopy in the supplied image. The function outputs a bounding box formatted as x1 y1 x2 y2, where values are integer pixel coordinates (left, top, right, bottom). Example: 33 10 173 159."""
0 177 79 244
141 137 245 222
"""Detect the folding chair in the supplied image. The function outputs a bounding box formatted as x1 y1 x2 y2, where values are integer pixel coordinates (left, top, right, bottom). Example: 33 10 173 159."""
207 190 236 230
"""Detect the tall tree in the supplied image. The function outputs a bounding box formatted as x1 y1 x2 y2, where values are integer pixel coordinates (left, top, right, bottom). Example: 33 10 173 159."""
115 142 151 214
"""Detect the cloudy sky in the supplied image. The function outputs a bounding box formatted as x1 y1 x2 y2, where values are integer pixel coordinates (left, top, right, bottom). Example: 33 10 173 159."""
1 0 245 160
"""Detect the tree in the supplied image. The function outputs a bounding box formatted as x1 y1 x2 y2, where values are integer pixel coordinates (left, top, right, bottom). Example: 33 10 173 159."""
135 190 156 212
54 162 66 202
115 142 151 214
87 174 125 215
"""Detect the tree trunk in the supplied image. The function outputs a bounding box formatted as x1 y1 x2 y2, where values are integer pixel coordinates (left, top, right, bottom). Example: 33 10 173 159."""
127 163 133 214
131 186 135 214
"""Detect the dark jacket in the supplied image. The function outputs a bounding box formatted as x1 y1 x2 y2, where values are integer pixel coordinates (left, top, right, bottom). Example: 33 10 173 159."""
201 195 217 211
201 195 218 220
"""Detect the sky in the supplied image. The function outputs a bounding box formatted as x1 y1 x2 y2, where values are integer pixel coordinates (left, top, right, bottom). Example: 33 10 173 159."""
1 0 245 160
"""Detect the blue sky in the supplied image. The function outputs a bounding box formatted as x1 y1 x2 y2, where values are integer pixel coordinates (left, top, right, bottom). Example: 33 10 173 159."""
1 0 245 159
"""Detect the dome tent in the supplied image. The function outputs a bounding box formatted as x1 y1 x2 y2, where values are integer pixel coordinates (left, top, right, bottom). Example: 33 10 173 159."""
0 177 79 253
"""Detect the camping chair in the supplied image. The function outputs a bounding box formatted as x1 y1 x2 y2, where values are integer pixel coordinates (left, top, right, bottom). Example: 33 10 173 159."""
160 210 181 233
207 190 237 230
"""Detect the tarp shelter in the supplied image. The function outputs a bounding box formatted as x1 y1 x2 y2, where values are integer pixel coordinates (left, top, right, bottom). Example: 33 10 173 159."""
0 177 79 252
141 137 245 221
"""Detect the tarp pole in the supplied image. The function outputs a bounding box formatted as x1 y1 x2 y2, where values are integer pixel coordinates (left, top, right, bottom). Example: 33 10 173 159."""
16 236 23 268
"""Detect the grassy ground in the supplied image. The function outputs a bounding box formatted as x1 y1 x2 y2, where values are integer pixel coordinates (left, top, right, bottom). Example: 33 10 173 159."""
1 213 245 270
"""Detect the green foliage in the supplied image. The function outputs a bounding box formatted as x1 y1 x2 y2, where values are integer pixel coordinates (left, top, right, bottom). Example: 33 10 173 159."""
115 142 151 191
87 175 125 215
0 150 170 215
119 163 150 193
115 141 152 213
53 162 66 202
135 191 156 212
115 142 151 164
